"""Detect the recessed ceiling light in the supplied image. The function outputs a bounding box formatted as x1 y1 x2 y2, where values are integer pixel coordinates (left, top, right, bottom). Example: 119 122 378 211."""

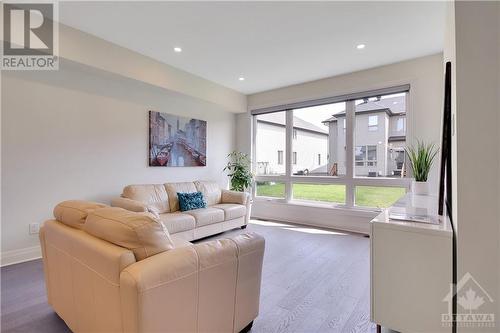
393 101 398 104
238 77 245 81
173 47 182 53
356 44 366 50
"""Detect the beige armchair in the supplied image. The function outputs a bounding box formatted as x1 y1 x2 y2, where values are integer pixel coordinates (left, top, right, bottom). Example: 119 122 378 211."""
40 201 265 333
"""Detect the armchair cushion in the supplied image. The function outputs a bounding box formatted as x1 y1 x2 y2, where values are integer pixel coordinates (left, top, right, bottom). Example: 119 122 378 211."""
84 207 174 261
53 200 107 229
221 190 249 205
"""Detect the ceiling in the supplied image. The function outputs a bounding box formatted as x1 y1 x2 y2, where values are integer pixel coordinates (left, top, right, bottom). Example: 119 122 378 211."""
59 1 446 95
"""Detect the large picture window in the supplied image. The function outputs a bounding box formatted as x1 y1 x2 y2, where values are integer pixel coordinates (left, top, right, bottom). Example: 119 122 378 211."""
252 88 410 209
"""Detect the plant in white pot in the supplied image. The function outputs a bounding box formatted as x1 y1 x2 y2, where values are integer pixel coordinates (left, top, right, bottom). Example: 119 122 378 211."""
405 141 439 195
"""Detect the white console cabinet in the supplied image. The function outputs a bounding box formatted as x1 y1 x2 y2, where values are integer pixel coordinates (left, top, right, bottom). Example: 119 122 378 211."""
370 193 453 333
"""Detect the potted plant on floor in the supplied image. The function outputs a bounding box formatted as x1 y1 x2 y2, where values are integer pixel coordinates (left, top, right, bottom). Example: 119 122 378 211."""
223 151 254 192
405 141 439 195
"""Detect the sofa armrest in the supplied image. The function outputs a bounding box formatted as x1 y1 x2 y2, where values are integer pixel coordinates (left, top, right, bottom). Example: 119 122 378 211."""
120 232 265 333
221 189 250 205
120 245 198 333
110 197 147 213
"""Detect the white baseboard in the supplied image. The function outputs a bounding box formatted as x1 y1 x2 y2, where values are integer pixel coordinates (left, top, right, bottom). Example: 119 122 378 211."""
1 245 42 267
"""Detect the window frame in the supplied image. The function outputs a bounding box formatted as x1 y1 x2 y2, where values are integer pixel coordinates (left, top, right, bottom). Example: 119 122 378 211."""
252 87 411 209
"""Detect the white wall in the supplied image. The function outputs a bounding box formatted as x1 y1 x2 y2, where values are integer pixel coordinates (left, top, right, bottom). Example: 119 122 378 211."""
1 61 236 264
445 2 500 331
235 112 252 156
498 4 500 320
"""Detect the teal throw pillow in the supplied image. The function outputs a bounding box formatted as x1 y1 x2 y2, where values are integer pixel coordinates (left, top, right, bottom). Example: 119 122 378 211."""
177 192 207 212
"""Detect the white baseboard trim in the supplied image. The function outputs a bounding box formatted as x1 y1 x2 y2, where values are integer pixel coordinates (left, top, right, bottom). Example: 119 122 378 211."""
1 245 42 267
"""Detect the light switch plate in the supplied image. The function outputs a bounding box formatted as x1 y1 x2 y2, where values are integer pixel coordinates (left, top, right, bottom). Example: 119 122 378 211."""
29 223 40 234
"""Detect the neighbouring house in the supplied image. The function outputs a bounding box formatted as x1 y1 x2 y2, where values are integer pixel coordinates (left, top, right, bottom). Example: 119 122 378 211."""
256 112 329 175
322 95 407 177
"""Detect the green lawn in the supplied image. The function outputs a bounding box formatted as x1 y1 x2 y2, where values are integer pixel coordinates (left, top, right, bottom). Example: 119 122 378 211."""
256 182 286 198
355 186 406 208
256 182 405 208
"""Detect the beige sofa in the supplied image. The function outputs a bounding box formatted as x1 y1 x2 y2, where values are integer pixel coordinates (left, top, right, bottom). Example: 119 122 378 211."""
111 181 252 241
40 201 265 333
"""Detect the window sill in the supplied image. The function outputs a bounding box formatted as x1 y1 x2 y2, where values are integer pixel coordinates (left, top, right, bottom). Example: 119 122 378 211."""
253 196 382 217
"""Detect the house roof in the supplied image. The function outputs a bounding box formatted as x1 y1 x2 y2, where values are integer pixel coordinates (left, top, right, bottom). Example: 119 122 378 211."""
257 112 328 135
322 95 406 123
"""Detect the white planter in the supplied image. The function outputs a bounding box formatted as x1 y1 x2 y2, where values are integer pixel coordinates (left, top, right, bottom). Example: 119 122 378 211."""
412 181 429 195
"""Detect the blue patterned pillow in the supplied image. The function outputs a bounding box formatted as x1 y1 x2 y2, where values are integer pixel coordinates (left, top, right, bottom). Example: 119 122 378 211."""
177 192 207 212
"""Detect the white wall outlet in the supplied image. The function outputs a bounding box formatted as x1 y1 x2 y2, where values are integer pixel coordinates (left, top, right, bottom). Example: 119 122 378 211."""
29 223 40 235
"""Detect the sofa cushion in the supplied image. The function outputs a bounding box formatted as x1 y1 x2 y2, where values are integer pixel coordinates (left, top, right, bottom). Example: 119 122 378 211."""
122 184 170 214
165 182 198 212
194 181 222 206
212 204 246 220
53 200 108 229
185 207 225 227
159 213 196 234
177 192 207 212
84 207 174 261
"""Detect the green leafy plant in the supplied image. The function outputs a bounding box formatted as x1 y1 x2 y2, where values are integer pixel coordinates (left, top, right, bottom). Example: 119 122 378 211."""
223 151 254 192
405 141 439 182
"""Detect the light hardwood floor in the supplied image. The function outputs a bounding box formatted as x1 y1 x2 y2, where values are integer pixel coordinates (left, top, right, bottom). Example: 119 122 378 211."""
1 220 375 333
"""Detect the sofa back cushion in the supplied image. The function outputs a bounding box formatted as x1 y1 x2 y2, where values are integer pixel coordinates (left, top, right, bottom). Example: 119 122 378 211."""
53 200 108 229
84 207 174 261
122 184 170 213
194 180 221 206
165 182 198 212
